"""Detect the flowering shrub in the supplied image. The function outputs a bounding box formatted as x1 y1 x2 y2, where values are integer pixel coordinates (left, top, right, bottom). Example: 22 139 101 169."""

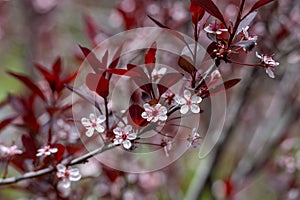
0 0 298 199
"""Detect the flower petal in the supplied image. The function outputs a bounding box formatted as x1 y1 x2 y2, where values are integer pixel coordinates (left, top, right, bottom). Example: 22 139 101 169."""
180 105 189 114
128 132 137 140
89 113 96 122
159 106 167 115
141 112 148 119
191 95 202 104
124 125 132 133
190 104 200 113
266 68 275 78
85 128 94 137
159 114 167 121
97 115 106 123
81 118 91 127
122 140 132 149
95 125 105 133
175 96 186 105
183 90 191 99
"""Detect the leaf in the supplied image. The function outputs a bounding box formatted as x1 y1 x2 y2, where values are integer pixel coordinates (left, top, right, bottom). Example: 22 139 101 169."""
105 69 140 77
145 42 157 73
128 104 147 127
192 0 226 25
147 15 185 42
65 84 102 113
178 55 196 74
52 57 62 76
0 116 15 132
237 11 257 35
249 0 275 13
190 0 205 24
84 14 98 44
210 79 241 95
157 73 183 96
22 134 37 159
7 71 46 102
108 46 123 69
52 143 65 163
86 73 109 98
79 46 106 73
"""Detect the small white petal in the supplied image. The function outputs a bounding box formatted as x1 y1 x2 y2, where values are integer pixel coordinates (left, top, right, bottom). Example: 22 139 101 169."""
180 105 189 114
50 148 58 153
124 125 132 133
114 139 122 145
143 103 151 110
122 140 132 149
89 113 96 122
183 90 191 99
95 125 105 133
57 164 66 171
60 179 71 188
152 116 159 122
175 96 186 105
266 68 275 78
128 133 137 140
159 106 167 115
81 118 91 127
36 152 43 157
97 115 106 123
113 127 121 135
255 52 262 59
191 95 202 104
154 104 162 110
141 112 148 119
190 104 200 113
85 128 94 137
69 169 81 181
159 114 168 121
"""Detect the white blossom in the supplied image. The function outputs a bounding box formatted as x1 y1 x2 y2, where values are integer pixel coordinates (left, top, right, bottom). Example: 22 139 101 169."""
187 128 202 148
141 103 168 122
81 113 106 137
36 145 58 157
151 67 167 81
175 90 202 114
113 125 137 149
56 164 81 188
0 144 23 157
256 52 279 78
204 23 228 35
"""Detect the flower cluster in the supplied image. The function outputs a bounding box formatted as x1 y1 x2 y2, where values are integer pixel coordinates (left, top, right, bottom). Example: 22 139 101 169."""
56 164 81 188
141 103 168 123
81 113 106 137
113 125 137 149
256 52 280 78
0 144 23 158
175 90 202 114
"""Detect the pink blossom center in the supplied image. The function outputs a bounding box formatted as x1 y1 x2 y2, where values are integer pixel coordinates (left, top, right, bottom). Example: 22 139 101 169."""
91 122 97 128
122 133 128 140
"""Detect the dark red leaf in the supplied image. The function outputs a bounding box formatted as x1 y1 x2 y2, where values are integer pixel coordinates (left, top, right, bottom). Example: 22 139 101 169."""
53 57 62 76
147 15 185 42
105 69 140 77
128 104 147 127
249 0 275 13
144 42 157 74
35 63 54 82
84 14 98 44
109 46 123 69
52 143 65 163
210 79 241 95
86 73 109 98
178 55 196 74
79 46 106 73
190 0 205 24
158 73 183 96
192 0 226 25
21 134 37 159
0 116 15 132
7 71 46 102
65 84 102 113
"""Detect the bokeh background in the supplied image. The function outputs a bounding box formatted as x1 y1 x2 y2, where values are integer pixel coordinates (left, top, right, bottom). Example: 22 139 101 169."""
0 0 300 199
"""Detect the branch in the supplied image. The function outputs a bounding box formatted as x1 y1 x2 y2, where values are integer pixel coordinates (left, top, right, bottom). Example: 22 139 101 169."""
0 144 115 185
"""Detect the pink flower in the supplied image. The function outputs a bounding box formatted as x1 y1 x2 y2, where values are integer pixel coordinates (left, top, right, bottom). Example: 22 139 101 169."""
204 23 228 35
113 125 137 149
256 52 279 78
141 103 168 122
81 113 106 137
36 145 58 157
56 164 81 188
0 144 23 157
175 90 202 114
